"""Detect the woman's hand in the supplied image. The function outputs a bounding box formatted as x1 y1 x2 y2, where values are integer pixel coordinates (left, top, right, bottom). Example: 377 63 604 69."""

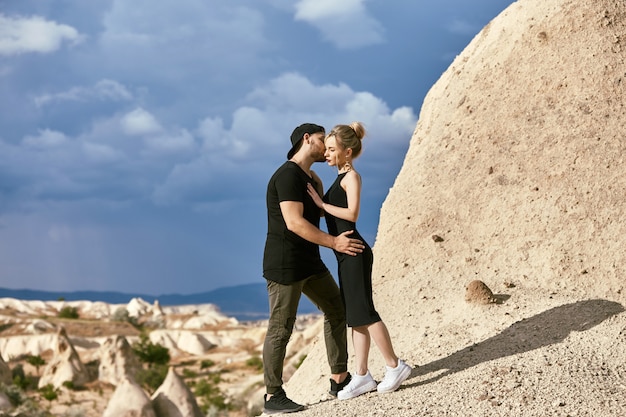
306 183 324 209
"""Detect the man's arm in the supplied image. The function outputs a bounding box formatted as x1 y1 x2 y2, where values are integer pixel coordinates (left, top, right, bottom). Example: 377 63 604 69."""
280 200 364 256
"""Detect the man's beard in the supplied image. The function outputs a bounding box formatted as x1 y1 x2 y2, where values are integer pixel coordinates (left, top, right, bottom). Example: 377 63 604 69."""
313 150 326 162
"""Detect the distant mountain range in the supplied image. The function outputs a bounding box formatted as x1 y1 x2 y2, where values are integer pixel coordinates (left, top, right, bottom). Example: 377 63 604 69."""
0 283 317 321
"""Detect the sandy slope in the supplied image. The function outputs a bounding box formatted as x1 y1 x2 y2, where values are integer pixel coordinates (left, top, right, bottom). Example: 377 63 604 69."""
278 0 626 415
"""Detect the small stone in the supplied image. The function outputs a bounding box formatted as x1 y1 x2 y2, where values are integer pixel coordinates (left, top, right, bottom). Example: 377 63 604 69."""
465 280 497 304
432 234 444 242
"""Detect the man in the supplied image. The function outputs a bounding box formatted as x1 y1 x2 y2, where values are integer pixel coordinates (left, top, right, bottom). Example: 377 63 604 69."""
262 123 365 414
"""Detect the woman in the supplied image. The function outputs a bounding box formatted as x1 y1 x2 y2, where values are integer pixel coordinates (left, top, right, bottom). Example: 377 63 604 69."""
306 122 411 400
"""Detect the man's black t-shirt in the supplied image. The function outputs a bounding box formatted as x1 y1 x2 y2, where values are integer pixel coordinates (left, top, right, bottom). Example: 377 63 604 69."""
263 161 328 284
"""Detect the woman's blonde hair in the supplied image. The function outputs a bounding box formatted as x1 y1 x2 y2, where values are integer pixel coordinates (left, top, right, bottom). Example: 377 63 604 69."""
326 121 366 159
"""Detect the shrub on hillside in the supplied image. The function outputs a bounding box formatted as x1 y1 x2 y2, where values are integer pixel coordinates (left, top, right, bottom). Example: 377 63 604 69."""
58 306 79 319
111 307 140 327
135 364 168 394
194 375 230 415
25 355 46 375
132 334 170 366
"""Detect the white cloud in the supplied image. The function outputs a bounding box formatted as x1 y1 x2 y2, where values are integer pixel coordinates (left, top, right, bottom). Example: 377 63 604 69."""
152 72 416 205
294 0 384 49
295 0 363 19
0 14 83 56
22 129 69 149
35 79 133 107
246 72 353 113
142 129 197 155
100 1 269 73
121 108 162 136
82 143 124 164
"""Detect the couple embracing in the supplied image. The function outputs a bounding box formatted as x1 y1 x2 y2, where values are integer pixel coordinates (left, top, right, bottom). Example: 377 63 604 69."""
261 122 411 414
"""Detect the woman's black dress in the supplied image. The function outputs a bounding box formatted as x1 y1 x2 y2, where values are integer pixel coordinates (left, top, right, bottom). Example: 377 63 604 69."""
323 172 381 327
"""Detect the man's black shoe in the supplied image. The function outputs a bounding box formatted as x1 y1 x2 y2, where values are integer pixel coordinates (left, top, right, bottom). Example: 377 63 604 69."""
329 372 352 397
263 388 305 414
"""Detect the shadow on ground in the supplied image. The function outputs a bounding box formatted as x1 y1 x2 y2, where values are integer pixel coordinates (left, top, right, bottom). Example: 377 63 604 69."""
409 298 624 386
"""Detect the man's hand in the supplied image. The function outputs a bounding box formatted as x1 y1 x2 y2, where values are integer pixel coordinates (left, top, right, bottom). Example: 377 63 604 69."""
333 230 364 256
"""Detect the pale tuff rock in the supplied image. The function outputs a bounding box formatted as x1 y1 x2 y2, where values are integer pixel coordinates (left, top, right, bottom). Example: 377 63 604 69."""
0 392 11 411
103 378 156 417
0 298 55 316
0 353 11 385
465 280 497 304
153 300 165 318
127 297 153 318
175 332 215 356
0 333 58 358
173 314 225 329
129 329 223 358
148 331 180 356
98 335 142 386
284 0 626 414
38 327 90 389
49 300 114 319
25 319 55 334
151 367 204 417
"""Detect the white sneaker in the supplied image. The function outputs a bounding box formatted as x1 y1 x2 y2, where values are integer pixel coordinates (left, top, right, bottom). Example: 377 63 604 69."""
377 359 412 393
337 371 377 400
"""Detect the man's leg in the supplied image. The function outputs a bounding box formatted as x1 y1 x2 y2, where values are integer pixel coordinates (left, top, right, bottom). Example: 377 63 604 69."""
263 279 303 393
302 271 348 377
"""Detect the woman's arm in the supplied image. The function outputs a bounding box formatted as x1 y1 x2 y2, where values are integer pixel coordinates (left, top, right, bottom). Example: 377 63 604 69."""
306 170 361 222
309 170 325 218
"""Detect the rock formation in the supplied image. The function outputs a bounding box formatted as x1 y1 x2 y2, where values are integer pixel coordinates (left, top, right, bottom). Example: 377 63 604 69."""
151 367 204 417
0 353 11 385
284 0 626 410
103 378 156 417
98 335 142 386
0 392 11 412
38 327 90 389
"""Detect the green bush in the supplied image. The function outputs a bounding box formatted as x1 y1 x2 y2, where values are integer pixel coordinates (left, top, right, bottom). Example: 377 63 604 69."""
62 380 75 390
132 334 170 366
245 356 263 371
111 307 140 327
2 383 25 406
58 306 79 319
39 383 59 401
135 364 168 393
26 354 46 375
194 375 230 414
11 364 34 390
200 359 215 370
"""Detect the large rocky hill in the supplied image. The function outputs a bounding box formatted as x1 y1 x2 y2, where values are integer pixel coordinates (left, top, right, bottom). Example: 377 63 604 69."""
283 0 626 415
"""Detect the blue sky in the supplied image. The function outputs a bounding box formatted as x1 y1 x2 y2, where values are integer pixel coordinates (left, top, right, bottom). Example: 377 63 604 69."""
0 0 515 296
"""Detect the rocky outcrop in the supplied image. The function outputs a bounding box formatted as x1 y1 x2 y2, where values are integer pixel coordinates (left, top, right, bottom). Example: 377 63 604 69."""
0 334 58 358
151 367 203 417
0 392 11 411
285 0 626 406
103 378 156 417
0 353 11 385
98 335 142 386
127 298 153 318
38 327 90 388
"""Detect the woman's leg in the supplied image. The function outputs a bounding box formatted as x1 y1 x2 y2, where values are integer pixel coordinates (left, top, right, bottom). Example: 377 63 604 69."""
368 321 399 368
351 325 371 375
